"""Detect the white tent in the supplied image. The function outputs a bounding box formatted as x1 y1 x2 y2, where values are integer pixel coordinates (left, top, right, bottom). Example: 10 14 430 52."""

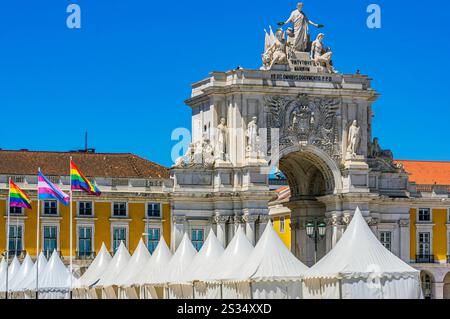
131 237 173 299
204 226 254 299
10 254 34 293
166 233 197 299
0 259 6 297
302 207 423 299
228 221 308 299
0 256 21 296
117 239 151 299
19 253 48 299
35 250 73 299
95 241 131 299
179 229 225 299
73 243 112 299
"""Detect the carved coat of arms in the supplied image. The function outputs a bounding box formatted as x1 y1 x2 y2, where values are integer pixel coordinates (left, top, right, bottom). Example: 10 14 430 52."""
266 95 341 159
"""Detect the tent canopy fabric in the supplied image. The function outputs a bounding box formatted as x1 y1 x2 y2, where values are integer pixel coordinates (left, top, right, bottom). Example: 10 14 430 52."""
303 208 420 280
21 253 48 292
229 221 309 283
96 242 131 288
116 239 151 287
37 250 73 292
131 237 173 287
10 254 34 291
205 226 254 283
180 229 225 284
77 243 112 289
166 233 197 284
0 256 21 292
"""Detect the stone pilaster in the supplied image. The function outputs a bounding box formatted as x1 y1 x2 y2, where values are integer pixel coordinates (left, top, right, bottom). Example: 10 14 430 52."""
214 214 229 248
243 214 259 245
171 215 187 252
399 219 410 263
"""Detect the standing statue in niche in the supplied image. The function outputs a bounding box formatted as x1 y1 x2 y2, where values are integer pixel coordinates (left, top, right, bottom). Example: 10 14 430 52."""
278 2 324 52
347 120 361 159
310 33 335 74
246 117 259 155
216 118 229 161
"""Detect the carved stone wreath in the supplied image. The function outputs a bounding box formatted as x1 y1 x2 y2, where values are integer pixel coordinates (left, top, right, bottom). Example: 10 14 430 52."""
265 94 341 160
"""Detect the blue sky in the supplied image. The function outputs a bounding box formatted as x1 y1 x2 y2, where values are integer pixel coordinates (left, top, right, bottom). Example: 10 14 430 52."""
0 0 449 167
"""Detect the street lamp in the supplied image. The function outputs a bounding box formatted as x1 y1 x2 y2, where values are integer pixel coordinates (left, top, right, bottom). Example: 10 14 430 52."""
306 221 327 264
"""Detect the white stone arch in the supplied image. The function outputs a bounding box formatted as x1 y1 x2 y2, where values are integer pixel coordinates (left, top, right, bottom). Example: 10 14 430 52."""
278 144 343 198
443 272 450 300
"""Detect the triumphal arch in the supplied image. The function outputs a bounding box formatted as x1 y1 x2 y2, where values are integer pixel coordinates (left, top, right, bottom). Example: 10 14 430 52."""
171 3 411 266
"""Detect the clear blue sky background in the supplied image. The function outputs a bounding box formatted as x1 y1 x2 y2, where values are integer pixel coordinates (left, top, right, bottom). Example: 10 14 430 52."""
0 0 449 167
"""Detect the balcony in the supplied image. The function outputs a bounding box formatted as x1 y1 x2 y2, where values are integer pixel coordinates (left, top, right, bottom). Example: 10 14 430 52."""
76 251 96 260
2 250 27 259
416 254 435 263
43 250 62 259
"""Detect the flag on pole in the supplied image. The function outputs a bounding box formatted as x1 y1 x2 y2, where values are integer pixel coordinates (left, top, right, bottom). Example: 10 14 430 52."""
70 160 101 196
38 172 70 206
9 180 32 209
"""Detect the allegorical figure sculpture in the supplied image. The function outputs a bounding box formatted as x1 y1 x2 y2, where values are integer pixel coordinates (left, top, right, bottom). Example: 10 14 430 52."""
311 33 335 73
279 2 324 52
263 28 289 70
246 117 259 154
216 118 229 161
347 120 361 158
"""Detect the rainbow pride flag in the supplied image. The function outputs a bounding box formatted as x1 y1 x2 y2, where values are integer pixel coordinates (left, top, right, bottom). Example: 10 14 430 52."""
9 180 32 209
38 172 70 206
70 160 101 196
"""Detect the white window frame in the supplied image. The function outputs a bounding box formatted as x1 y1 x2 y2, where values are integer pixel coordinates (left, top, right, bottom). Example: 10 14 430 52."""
77 201 94 217
42 200 59 217
76 223 95 256
6 221 25 254
41 222 60 254
146 202 162 219
112 202 128 218
146 226 162 253
379 231 392 251
111 223 129 252
279 216 286 233
417 208 432 223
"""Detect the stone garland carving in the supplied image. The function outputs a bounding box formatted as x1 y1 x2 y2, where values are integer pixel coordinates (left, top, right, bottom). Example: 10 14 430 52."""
266 95 341 160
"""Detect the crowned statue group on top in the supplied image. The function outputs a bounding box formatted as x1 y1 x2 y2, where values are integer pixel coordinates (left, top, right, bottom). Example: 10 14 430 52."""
262 2 336 74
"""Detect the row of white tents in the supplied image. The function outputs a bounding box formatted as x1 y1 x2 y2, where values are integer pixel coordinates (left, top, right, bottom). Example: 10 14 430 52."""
0 208 424 299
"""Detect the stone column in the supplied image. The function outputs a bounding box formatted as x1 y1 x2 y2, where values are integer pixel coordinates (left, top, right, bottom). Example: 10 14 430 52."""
172 216 187 252
214 215 229 248
325 215 345 252
368 217 379 236
243 214 259 245
433 282 445 299
290 219 301 258
257 215 270 242
399 219 411 263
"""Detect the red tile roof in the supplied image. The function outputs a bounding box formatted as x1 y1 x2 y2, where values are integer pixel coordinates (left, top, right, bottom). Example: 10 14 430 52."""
0 150 169 179
395 160 450 185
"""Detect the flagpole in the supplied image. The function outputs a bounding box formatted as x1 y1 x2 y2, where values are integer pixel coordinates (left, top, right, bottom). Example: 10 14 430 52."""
69 157 73 299
36 168 41 300
5 178 11 300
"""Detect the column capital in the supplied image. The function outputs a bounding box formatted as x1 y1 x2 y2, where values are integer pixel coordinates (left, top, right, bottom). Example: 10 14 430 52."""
325 216 345 227
399 219 410 227
172 215 187 224
243 214 259 224
214 214 230 224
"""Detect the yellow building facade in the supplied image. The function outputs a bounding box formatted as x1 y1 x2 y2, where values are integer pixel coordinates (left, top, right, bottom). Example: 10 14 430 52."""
0 150 172 271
